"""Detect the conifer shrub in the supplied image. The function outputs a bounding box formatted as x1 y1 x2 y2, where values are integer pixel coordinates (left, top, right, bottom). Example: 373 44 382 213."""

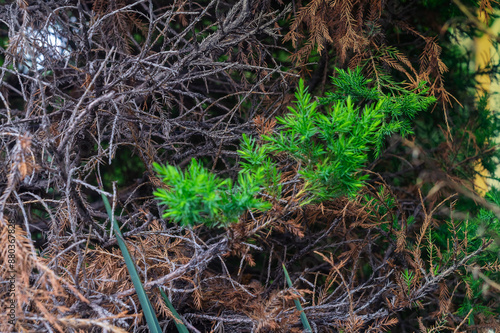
436 189 500 325
239 68 436 202
153 160 271 228
154 68 436 226
3 1 500 332
151 68 499 331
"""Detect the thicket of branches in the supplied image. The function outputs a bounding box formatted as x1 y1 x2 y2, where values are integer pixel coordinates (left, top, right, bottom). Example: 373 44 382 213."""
0 0 498 332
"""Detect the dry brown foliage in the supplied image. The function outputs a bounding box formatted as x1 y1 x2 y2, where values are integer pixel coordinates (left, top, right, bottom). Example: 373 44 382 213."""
284 0 461 112
0 0 497 332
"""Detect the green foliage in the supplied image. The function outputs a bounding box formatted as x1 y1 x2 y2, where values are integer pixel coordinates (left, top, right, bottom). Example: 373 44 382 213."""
320 67 379 103
320 68 436 140
153 160 271 228
238 133 282 198
464 95 500 177
457 190 500 321
401 269 415 295
429 189 500 323
239 69 436 201
414 92 500 188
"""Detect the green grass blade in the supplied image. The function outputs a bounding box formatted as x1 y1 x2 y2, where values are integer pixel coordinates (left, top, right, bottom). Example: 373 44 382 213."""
159 289 190 333
99 189 162 333
282 264 312 332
